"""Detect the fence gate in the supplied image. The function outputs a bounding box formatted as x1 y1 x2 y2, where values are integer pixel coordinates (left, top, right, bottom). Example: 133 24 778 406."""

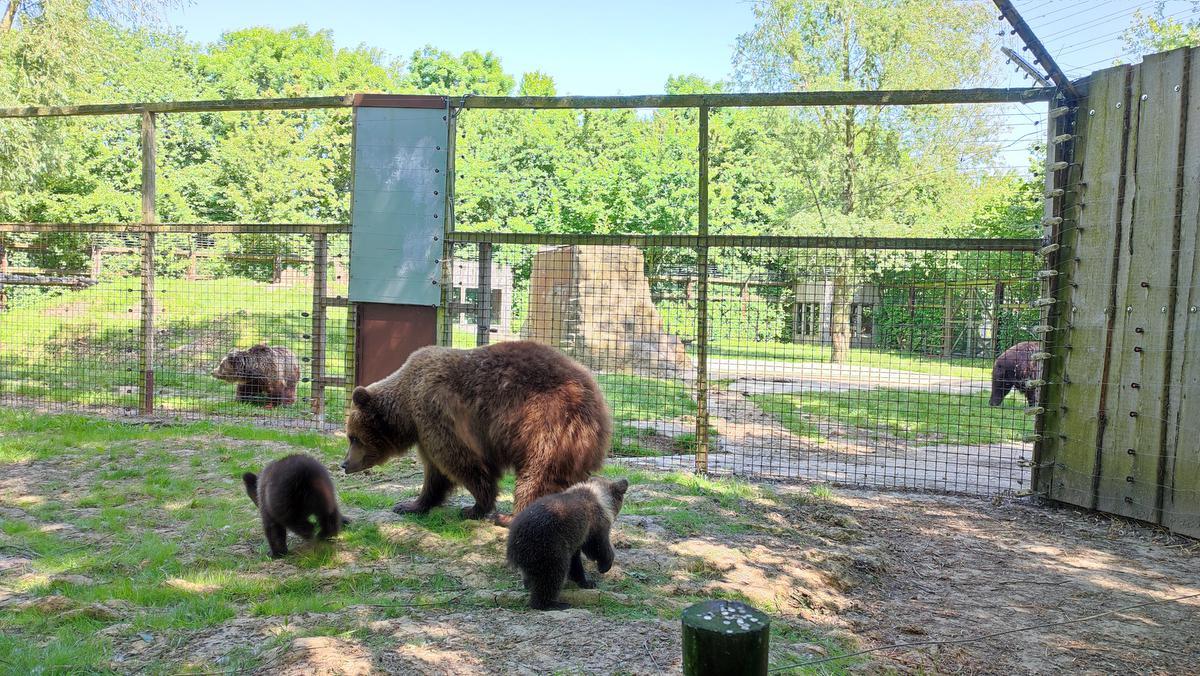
1038 46 1200 538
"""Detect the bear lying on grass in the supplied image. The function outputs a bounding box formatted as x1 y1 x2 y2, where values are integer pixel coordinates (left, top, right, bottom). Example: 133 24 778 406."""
507 476 628 610
990 340 1042 407
243 454 347 559
340 341 612 526
212 344 300 408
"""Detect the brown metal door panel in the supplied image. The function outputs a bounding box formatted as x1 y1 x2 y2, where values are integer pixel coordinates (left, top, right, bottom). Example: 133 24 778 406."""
354 303 437 387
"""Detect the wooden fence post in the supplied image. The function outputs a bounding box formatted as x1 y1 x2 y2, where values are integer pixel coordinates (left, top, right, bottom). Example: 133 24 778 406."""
0 237 6 312
140 111 157 414
310 232 328 417
906 286 916 352
476 241 493 346
682 600 770 676
941 282 954 357
993 280 1004 357
695 105 711 474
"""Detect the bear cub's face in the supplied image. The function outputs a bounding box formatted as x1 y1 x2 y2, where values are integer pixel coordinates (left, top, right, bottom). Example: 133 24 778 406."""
341 387 406 474
211 350 247 383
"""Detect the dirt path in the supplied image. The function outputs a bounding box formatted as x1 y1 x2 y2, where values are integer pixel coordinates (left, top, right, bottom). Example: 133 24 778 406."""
623 390 1033 494
711 358 988 396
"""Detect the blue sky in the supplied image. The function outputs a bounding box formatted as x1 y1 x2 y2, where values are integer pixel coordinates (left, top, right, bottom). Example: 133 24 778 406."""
166 0 756 95
165 1 1196 95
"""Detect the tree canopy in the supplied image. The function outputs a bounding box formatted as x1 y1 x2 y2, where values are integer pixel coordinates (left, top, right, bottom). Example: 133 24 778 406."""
0 0 1052 353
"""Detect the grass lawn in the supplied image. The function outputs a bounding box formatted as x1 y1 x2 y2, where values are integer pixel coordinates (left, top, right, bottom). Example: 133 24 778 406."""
0 409 870 674
701 339 994 380
753 389 1033 445
0 277 351 418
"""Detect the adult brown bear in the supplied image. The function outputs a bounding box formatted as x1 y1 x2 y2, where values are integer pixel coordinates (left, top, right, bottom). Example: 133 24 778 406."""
989 340 1042 407
341 341 612 525
212 344 300 408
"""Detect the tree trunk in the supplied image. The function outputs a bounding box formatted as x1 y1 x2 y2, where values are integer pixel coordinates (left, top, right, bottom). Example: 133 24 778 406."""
830 267 853 364
829 16 856 364
0 0 19 32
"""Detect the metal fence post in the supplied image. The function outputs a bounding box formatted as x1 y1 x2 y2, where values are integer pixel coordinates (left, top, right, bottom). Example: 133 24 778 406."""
140 111 157 414
310 232 328 417
695 105 710 474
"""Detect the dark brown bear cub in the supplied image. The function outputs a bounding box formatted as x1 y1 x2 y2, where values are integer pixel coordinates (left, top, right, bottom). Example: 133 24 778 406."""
213 344 300 408
243 454 347 559
341 341 611 526
506 476 628 610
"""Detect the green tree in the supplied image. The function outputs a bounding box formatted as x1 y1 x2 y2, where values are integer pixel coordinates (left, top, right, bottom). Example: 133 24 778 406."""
404 46 514 96
1122 2 1200 53
732 0 1000 362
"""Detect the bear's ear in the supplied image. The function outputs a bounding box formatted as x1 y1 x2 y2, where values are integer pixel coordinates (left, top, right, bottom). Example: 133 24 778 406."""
352 386 372 409
612 478 629 498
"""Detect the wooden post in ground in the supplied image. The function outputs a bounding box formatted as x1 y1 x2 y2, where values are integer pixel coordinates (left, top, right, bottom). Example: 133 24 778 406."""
476 242 492 346
694 105 711 475
0 237 6 311
310 232 328 417
682 600 770 676
993 281 1004 357
140 111 157 414
941 282 954 357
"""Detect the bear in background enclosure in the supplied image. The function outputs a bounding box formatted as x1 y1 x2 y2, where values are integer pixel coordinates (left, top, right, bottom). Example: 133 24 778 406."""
990 340 1042 407
212 344 300 408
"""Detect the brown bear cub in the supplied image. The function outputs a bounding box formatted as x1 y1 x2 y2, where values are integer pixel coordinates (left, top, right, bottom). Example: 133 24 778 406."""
506 476 629 610
243 454 348 559
341 341 611 526
212 344 300 408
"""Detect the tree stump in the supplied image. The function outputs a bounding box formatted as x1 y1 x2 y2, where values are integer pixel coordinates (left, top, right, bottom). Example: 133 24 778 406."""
682 599 770 676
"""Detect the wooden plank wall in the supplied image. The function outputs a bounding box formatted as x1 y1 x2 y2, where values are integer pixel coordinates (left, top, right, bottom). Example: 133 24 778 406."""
1163 50 1200 535
1045 47 1200 537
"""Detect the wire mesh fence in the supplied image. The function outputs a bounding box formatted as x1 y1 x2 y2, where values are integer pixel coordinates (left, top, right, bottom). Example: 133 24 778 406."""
0 226 351 425
443 235 1041 495
1 94 1054 498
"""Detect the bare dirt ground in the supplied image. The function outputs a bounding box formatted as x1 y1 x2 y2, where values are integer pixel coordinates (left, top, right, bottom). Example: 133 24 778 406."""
1 420 1197 674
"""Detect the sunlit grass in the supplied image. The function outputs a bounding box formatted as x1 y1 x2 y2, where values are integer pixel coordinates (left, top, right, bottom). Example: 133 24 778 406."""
753 388 1032 445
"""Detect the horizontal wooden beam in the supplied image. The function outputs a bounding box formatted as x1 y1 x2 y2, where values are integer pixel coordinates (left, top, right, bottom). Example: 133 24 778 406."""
447 231 1041 252
0 222 350 234
313 375 348 386
0 96 355 119
0 274 97 287
0 88 1053 119
459 88 1054 109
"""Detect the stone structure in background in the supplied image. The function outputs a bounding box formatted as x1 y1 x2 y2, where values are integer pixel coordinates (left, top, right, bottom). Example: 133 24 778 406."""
521 245 695 382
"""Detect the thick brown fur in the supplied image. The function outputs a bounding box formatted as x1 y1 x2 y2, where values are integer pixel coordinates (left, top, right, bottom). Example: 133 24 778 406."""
213 344 300 408
341 341 612 525
990 341 1042 407
506 476 629 610
242 454 347 559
